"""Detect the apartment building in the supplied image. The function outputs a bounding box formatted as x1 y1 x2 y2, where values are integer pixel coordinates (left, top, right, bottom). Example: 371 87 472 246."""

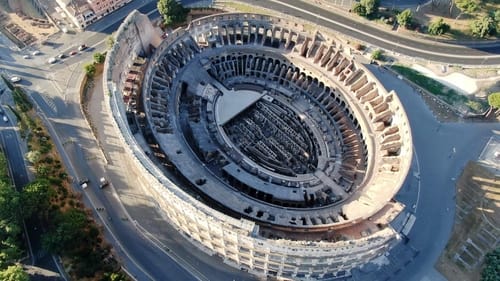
87 0 130 19
56 0 131 29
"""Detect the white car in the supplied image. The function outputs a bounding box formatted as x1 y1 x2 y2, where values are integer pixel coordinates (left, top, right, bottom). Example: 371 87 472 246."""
10 76 21 83
3 116 7 123
32 50 40 56
47 57 57 64
22 55 30 59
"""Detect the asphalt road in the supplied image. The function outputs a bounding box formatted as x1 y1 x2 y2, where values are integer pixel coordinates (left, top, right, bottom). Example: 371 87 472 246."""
357 64 498 281
1 0 499 280
247 0 500 65
0 128 29 189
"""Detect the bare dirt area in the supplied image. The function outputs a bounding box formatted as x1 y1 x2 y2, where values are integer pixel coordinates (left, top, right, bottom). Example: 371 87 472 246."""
372 0 500 41
436 161 500 281
0 0 58 47
412 1 471 37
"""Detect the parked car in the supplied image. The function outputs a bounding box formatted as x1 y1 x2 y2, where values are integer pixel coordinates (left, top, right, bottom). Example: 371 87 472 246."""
69 50 77 56
57 53 66 59
10 76 21 83
99 177 109 189
32 50 40 56
78 44 88 51
22 55 30 59
3 116 8 123
47 57 57 64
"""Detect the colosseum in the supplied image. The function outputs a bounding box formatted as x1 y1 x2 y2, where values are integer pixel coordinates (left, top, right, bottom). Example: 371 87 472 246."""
104 11 412 280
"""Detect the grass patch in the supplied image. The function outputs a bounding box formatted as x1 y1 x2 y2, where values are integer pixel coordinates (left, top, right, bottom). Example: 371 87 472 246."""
390 64 488 113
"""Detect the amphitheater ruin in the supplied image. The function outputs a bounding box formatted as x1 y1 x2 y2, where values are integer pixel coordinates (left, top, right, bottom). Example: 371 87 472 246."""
104 11 413 280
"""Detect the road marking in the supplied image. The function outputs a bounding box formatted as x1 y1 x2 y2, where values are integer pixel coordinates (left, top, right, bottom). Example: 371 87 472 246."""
413 145 421 213
134 222 210 281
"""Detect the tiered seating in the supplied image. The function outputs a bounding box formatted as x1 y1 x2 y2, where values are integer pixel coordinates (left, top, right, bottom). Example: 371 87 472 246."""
148 37 201 133
206 51 367 194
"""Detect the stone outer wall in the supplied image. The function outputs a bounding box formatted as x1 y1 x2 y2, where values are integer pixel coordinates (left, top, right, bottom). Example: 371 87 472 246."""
103 11 407 280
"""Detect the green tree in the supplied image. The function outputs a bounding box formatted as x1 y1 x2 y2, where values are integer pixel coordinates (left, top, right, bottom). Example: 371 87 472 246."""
36 164 50 178
21 179 53 218
93 52 106 64
471 15 497 38
0 181 23 268
488 92 500 108
428 18 450 35
157 0 189 26
106 35 115 49
481 248 500 281
0 182 22 229
360 0 379 16
371 49 384 60
396 9 413 29
455 0 478 14
42 208 88 254
352 3 366 16
0 264 29 281
84 63 96 78
25 150 41 164
494 10 500 23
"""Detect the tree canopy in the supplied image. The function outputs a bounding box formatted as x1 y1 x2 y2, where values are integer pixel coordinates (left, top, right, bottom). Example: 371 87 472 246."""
361 0 379 16
84 63 96 78
0 172 23 269
371 49 384 60
157 0 189 26
352 0 379 17
0 264 29 281
352 3 366 17
455 0 479 14
93 52 106 64
21 179 53 218
428 18 450 35
42 208 89 254
396 9 413 29
488 93 500 108
481 248 500 281
471 15 497 38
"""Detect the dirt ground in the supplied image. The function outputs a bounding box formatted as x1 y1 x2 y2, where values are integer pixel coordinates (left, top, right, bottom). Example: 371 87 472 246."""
0 0 58 45
435 161 500 281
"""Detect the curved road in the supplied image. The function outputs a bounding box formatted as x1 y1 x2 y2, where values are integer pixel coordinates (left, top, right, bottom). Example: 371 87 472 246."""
246 0 500 65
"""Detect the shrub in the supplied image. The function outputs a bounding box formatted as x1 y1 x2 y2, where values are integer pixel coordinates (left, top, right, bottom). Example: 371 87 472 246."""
84 63 96 78
396 9 412 29
471 15 497 38
428 18 450 35
371 49 384 60
93 52 106 64
488 92 500 108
